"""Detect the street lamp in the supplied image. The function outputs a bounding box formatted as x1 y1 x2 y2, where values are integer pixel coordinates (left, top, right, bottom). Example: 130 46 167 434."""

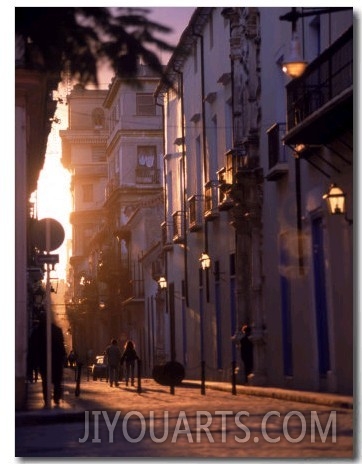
282 30 308 79
280 7 352 79
323 184 352 224
280 7 308 79
158 276 167 289
199 252 211 270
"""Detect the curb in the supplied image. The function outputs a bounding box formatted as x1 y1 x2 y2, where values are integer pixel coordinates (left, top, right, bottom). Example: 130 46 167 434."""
182 380 353 410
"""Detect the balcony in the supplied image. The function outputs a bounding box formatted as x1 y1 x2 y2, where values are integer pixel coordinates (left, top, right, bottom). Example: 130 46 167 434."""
284 26 352 146
265 123 289 181
151 258 164 282
204 181 220 220
161 221 173 251
217 167 234 211
172 211 185 244
135 166 161 184
224 147 247 185
188 195 203 232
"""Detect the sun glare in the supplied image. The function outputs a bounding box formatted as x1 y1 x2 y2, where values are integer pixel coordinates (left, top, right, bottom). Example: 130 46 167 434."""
36 99 71 280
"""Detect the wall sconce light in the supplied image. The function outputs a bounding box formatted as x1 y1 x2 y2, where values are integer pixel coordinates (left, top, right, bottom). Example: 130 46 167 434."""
323 184 352 224
158 276 167 289
199 252 211 270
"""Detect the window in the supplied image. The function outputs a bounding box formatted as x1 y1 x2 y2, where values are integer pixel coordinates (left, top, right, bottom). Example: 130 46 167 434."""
82 184 93 202
136 146 158 184
137 146 156 168
136 93 156 116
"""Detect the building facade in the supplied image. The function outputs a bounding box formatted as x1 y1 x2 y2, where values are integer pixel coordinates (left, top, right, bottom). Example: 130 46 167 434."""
101 66 164 372
155 7 353 393
15 36 58 409
61 67 165 372
60 85 109 361
260 8 353 393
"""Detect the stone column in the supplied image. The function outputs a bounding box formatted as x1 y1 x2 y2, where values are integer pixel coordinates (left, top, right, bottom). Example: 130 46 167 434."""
223 7 266 385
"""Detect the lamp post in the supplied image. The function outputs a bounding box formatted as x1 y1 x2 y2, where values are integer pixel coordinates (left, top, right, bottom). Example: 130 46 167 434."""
34 217 64 408
45 218 52 409
199 253 211 395
199 252 211 302
158 276 176 395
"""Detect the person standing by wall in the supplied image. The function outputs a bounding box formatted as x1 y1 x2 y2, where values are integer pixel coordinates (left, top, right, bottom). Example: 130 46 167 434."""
239 324 253 384
28 313 66 405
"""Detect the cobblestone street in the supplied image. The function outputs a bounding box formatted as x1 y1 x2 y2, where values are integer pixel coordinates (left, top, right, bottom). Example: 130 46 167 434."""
15 370 354 459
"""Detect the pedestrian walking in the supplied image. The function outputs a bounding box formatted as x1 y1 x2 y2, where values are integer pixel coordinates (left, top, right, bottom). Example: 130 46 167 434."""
67 350 77 367
105 339 122 387
121 340 139 386
28 313 67 405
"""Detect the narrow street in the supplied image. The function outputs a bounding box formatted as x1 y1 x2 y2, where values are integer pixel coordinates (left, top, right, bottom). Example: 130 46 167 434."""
15 370 353 459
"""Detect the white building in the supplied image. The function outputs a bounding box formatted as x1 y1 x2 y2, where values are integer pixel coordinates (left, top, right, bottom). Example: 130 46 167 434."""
61 67 165 372
60 85 109 360
101 67 164 372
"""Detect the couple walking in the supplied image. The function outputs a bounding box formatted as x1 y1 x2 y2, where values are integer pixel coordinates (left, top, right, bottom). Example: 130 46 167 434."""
106 339 139 387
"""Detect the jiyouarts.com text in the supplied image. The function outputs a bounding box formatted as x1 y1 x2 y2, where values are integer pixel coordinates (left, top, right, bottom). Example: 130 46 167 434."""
78 410 337 444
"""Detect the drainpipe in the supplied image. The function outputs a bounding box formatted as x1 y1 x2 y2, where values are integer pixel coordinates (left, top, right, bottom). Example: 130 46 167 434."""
193 28 210 302
295 157 304 274
155 95 167 222
155 93 171 328
174 67 189 307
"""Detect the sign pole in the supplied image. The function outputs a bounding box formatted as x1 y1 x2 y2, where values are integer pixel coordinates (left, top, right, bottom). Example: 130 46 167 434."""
45 218 52 408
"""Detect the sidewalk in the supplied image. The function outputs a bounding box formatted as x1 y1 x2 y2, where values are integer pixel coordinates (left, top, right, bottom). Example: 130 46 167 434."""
16 369 353 426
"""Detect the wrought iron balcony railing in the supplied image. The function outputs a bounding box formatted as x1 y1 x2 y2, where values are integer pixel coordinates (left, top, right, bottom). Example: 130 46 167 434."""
204 181 220 220
135 166 161 184
265 122 289 181
172 211 185 244
161 221 173 251
188 195 203 231
285 27 352 138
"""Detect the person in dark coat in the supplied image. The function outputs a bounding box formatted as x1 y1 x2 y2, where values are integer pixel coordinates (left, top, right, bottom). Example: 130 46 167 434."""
239 324 253 384
28 314 66 405
105 338 122 387
120 340 139 386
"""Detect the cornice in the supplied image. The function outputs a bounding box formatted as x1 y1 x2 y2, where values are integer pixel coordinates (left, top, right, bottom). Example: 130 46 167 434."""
59 133 108 144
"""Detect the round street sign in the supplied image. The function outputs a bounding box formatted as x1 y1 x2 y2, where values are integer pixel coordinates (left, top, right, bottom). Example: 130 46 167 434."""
32 218 65 252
